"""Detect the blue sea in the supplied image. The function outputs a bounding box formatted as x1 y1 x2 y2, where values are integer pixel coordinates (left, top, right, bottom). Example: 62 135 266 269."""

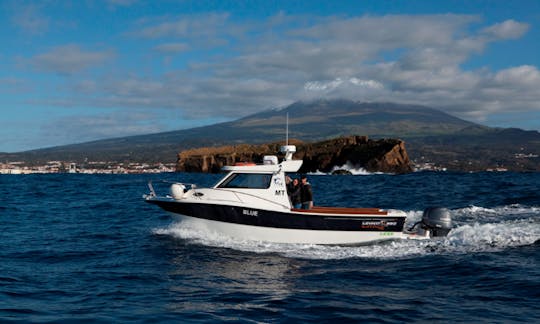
1 172 539 323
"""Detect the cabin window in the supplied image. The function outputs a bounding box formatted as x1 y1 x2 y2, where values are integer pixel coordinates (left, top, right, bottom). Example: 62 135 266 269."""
218 173 272 189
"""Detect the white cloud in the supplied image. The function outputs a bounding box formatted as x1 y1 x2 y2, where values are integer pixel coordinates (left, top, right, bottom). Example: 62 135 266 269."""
348 78 384 89
0 77 29 93
31 44 115 74
11 3 49 34
493 65 540 87
41 111 165 144
25 13 540 129
136 13 233 39
153 42 190 54
304 78 344 91
304 78 383 92
106 0 138 7
481 19 529 40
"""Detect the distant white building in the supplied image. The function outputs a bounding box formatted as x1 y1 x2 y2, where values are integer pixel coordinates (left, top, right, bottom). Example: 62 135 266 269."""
68 163 77 173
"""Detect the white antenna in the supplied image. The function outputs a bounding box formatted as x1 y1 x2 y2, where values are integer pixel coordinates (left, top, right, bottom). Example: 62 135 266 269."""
280 112 296 161
286 112 289 146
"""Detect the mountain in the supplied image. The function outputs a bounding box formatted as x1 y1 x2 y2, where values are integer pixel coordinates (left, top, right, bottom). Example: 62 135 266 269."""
2 99 539 171
0 100 476 163
237 100 476 138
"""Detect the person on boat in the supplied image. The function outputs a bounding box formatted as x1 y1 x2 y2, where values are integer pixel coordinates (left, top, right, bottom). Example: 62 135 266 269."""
300 175 313 209
289 178 302 209
286 175 292 191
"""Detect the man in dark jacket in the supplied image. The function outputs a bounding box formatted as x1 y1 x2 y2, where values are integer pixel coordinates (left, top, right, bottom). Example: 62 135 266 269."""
300 175 313 209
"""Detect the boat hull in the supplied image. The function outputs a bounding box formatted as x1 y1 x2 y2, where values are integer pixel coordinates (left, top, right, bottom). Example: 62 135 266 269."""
171 213 407 244
147 199 407 245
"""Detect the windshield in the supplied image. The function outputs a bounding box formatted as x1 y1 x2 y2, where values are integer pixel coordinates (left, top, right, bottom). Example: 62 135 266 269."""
217 173 272 189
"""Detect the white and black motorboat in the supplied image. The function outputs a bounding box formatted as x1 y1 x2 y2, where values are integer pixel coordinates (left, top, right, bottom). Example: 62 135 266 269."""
144 144 452 245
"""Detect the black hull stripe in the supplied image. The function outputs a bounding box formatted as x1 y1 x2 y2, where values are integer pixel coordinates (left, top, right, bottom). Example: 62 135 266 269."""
147 199 405 232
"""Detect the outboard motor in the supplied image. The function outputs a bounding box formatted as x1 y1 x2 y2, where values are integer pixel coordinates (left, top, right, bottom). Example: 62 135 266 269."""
421 207 452 237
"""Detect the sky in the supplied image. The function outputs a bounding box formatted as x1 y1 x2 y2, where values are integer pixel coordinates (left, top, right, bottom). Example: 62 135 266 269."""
1 0 540 153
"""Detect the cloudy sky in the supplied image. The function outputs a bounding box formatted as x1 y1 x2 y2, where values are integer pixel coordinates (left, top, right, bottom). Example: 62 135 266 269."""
2 0 540 152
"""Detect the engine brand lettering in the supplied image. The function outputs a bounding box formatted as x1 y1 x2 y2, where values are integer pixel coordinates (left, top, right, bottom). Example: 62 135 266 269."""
362 221 381 226
243 209 258 217
361 220 397 230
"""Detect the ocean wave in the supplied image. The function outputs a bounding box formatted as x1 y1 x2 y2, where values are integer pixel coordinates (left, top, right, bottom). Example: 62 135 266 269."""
457 204 540 215
404 204 540 224
444 219 540 251
308 161 383 176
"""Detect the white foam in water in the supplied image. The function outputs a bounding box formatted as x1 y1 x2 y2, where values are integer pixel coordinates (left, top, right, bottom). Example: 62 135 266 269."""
445 219 540 251
331 161 382 175
453 204 540 224
456 204 540 216
153 205 540 260
308 161 383 175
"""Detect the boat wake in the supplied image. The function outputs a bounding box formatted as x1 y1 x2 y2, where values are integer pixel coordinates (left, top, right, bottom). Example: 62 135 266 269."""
153 204 540 260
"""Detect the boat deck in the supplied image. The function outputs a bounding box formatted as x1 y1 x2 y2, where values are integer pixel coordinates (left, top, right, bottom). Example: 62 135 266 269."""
291 206 388 215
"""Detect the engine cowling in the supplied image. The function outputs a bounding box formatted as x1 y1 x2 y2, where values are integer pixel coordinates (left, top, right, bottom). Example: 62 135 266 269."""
422 207 452 237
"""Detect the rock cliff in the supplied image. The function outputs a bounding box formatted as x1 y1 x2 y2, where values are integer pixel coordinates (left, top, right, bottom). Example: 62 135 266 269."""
176 136 413 174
